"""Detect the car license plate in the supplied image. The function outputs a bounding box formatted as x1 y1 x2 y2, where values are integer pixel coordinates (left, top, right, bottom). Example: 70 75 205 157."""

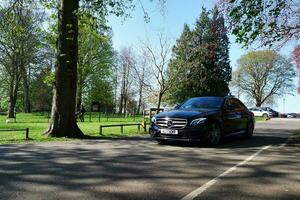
161 129 178 135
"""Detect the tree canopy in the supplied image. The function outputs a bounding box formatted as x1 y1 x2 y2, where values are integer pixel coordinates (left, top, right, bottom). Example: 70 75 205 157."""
168 7 231 103
221 0 300 47
231 50 296 107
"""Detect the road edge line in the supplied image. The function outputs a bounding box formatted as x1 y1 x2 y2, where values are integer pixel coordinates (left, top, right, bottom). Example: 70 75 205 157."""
180 145 272 200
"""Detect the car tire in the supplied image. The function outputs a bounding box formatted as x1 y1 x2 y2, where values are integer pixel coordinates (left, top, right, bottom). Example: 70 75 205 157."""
207 123 222 146
262 113 268 118
243 120 254 139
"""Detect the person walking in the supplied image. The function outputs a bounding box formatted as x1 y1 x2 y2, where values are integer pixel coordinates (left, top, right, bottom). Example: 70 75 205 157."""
79 104 86 122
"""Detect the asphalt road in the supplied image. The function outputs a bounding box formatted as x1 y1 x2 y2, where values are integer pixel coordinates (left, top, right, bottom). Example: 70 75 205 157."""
0 118 299 200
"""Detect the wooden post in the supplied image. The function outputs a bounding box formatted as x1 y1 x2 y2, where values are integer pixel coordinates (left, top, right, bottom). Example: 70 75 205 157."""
25 128 29 139
99 125 103 135
121 125 124 135
138 124 140 132
143 121 147 132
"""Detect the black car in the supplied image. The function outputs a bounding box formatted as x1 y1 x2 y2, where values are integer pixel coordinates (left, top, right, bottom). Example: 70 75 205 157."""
260 107 279 117
150 96 255 145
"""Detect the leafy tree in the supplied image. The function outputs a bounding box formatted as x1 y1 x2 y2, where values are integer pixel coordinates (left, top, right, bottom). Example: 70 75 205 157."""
231 50 296 107
38 0 165 138
168 7 231 103
0 1 42 117
77 14 114 111
221 0 299 47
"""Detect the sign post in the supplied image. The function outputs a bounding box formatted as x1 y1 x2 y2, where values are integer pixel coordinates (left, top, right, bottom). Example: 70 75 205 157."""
90 102 101 122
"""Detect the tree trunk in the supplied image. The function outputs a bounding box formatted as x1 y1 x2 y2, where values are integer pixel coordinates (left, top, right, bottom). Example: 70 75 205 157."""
76 77 83 111
156 93 162 114
45 0 83 138
7 63 19 118
21 65 31 113
119 78 125 114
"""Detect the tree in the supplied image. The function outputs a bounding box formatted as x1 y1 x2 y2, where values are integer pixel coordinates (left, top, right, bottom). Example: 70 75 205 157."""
42 0 165 138
141 34 174 112
221 0 299 47
132 51 148 114
0 1 42 117
76 13 114 110
231 50 296 107
168 7 231 103
118 47 135 115
292 45 300 93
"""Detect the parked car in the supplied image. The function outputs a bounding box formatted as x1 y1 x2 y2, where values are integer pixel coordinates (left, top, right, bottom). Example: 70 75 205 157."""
248 107 272 118
287 113 297 118
150 96 255 145
260 107 279 117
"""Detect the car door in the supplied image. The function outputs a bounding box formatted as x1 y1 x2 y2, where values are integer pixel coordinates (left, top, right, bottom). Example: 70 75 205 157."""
233 99 249 131
222 99 242 134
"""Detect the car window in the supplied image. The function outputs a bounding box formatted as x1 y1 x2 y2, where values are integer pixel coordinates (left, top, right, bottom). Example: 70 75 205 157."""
179 97 224 109
225 99 243 110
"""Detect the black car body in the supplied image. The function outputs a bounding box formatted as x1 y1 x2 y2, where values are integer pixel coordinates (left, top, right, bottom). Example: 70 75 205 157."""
150 96 255 145
260 107 279 117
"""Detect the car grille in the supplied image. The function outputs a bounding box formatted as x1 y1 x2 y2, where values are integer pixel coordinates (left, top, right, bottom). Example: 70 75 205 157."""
156 118 188 129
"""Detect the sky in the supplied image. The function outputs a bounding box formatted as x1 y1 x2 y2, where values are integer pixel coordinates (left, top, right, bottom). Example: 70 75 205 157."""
107 0 300 113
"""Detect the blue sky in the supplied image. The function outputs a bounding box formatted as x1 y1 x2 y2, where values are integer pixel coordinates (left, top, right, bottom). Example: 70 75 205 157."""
108 0 300 113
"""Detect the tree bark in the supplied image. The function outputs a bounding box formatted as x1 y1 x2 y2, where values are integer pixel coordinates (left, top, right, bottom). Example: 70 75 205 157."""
76 75 83 111
8 82 18 118
45 0 83 138
21 65 31 113
7 59 20 118
156 92 163 114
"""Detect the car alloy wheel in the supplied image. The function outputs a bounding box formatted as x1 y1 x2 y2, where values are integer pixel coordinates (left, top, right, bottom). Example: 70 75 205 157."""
262 113 268 118
208 123 221 145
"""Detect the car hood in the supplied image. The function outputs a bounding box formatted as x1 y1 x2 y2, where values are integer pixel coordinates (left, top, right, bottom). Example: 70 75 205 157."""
155 109 220 120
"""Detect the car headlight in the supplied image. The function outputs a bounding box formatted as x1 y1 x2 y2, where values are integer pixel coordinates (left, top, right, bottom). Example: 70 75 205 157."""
190 118 206 126
151 116 156 124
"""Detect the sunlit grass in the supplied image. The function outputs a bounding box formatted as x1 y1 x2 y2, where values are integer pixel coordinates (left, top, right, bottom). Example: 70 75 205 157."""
0 113 148 144
255 116 268 122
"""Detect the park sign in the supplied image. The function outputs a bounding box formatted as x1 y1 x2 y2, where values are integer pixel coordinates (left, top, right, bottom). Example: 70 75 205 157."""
91 102 100 112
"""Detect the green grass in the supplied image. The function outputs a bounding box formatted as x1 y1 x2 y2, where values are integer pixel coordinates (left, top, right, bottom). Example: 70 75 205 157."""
255 116 268 122
0 113 148 144
295 130 300 137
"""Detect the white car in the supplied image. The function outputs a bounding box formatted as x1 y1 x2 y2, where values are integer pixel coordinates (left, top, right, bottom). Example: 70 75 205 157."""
249 107 272 118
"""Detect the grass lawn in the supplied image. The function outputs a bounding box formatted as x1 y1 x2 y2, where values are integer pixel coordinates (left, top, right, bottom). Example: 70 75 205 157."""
0 113 148 144
295 130 300 137
255 116 268 122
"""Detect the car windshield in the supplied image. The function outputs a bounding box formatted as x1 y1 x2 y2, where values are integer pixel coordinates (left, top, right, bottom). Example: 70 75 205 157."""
179 97 224 110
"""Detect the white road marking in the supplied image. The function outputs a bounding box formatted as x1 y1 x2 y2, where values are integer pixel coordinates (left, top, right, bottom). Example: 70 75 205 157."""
181 145 272 200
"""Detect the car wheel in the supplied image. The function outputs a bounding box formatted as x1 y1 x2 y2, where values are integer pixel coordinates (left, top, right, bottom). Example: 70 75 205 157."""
262 113 268 118
243 121 254 139
207 123 221 146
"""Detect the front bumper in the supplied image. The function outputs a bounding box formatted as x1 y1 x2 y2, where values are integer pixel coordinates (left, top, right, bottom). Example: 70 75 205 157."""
149 123 208 142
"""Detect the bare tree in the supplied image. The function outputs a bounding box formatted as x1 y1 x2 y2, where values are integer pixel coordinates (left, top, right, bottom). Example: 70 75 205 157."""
131 50 150 114
141 34 174 112
118 47 135 115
